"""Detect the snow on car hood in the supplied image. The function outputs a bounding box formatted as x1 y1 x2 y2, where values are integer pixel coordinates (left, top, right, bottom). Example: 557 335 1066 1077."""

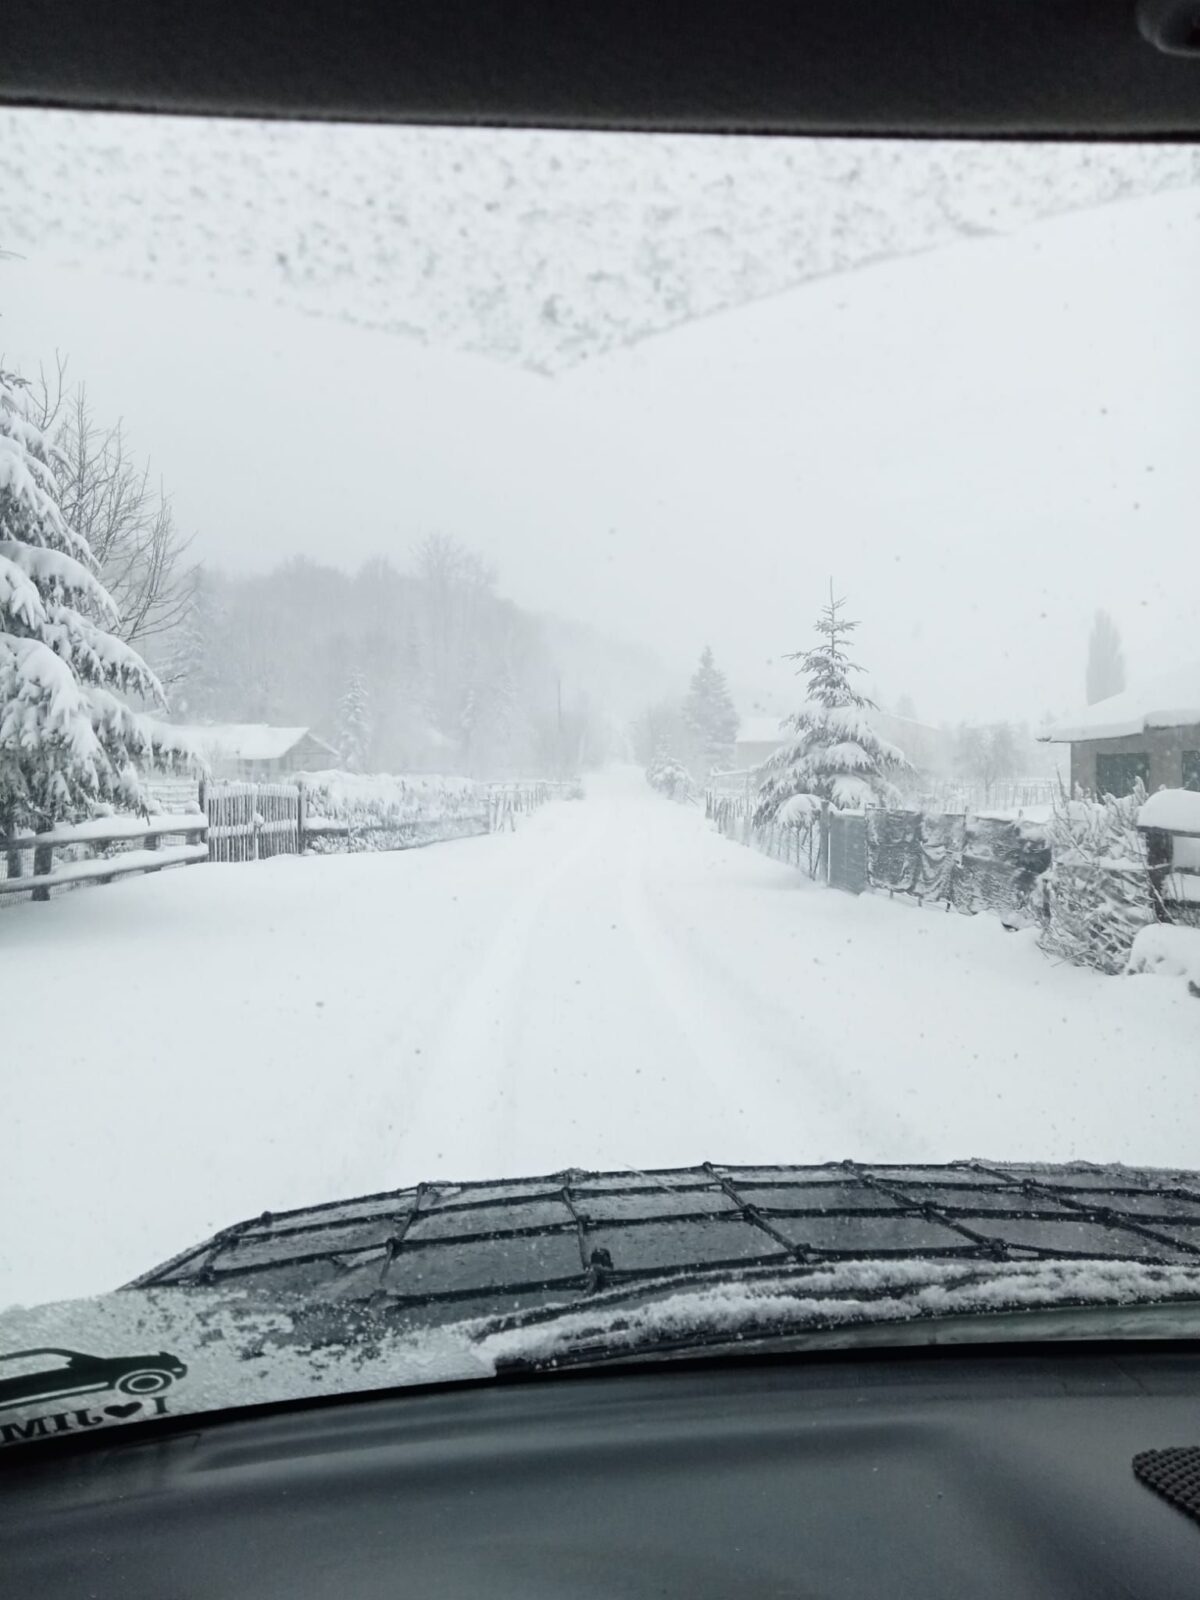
6 1254 1200 1450
10 1162 1200 1449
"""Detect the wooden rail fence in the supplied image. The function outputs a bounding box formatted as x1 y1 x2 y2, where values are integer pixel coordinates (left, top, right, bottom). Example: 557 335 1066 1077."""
1 814 208 903
3 777 570 904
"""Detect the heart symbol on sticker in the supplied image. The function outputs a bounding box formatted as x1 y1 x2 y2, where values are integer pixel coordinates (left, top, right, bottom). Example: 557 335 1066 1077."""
104 1402 142 1420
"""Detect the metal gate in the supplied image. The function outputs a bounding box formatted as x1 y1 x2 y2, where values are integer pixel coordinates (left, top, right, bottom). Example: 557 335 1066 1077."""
828 810 867 894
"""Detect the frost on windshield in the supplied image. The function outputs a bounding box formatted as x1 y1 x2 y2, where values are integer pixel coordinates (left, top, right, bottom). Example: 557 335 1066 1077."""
4 115 1200 371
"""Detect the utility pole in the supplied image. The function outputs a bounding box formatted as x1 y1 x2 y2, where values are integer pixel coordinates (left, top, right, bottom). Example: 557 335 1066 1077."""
556 672 564 777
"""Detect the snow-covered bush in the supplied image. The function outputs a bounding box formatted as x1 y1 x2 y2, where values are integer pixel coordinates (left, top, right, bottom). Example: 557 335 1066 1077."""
297 769 487 852
1 369 193 833
646 752 695 803
1040 783 1155 974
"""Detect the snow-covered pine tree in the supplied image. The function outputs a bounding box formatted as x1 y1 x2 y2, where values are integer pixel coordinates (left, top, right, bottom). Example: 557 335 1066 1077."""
336 667 372 773
754 585 909 827
682 645 739 776
1 368 190 834
164 569 225 717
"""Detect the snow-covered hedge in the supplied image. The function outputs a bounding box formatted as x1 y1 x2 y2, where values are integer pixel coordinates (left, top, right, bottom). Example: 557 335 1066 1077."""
1040 786 1155 974
298 770 489 853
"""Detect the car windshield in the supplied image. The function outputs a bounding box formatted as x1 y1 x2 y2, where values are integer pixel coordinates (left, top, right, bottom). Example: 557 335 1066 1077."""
3 112 1200 1435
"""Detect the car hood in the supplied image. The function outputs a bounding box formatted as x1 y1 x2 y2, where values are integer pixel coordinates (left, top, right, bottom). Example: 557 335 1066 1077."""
5 1160 1200 1448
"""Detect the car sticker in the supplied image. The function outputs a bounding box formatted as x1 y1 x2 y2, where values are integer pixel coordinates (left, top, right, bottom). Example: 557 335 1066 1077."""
0 1287 488 1448
0 1346 188 1445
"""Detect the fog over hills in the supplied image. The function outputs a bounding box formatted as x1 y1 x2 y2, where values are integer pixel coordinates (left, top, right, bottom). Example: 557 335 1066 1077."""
2 114 1197 727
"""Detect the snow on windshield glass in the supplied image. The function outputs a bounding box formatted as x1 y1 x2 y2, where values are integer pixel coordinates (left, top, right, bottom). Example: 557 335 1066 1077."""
2 115 1199 1315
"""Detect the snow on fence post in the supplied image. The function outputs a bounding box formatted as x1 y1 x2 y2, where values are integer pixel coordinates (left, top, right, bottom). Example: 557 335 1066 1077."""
296 780 308 855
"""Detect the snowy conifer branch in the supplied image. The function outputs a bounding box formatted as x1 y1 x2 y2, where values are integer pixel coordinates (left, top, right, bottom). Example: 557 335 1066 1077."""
1 367 197 832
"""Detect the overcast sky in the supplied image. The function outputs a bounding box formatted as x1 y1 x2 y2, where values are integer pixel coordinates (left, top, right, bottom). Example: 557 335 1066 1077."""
3 116 1198 727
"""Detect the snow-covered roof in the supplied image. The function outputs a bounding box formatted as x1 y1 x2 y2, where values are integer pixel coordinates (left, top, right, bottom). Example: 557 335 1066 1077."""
167 723 336 761
1044 661 1200 743
1138 789 1200 833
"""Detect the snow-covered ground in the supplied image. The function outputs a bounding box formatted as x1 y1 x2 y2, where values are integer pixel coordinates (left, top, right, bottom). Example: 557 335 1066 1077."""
3 766 1197 1311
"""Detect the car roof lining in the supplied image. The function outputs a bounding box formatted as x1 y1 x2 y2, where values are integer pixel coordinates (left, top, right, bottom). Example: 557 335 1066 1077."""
3 0 1200 141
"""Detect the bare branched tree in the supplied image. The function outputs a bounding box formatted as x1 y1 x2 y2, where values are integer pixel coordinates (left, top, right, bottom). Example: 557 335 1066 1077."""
25 357 198 646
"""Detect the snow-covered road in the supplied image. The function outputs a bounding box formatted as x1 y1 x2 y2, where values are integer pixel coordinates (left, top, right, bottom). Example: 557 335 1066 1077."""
4 767 1197 1309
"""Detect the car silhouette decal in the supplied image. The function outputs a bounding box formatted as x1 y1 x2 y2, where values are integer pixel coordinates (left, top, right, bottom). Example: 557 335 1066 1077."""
0 1347 187 1411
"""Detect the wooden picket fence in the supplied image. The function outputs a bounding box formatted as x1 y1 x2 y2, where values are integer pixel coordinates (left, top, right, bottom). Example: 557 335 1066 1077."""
202 777 566 862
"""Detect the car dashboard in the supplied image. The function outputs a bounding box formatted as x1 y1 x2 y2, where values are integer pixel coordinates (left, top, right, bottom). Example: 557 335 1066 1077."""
3 1346 1199 1598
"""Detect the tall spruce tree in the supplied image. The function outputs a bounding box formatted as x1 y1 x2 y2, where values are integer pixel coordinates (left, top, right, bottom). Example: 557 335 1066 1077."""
165 569 226 717
682 645 739 776
754 584 909 826
336 667 372 773
1 368 190 832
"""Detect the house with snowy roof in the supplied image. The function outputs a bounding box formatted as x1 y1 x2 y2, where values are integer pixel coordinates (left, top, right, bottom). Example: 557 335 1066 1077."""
1044 660 1200 798
168 724 339 782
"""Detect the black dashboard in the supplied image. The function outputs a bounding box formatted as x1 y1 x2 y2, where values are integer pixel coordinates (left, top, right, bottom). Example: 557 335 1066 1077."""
3 1347 1198 1598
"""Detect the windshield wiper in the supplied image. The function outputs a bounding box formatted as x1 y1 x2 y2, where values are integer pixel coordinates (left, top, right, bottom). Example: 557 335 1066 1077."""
471 1255 1200 1374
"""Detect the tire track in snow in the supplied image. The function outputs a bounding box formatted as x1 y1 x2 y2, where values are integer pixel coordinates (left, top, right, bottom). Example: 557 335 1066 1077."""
394 821 596 1178
618 807 936 1161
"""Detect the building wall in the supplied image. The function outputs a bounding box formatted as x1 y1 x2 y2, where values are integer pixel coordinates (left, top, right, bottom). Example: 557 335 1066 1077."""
286 734 339 772
1069 724 1200 795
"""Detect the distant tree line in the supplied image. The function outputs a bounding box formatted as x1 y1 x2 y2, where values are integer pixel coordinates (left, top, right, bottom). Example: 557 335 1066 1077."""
159 534 627 778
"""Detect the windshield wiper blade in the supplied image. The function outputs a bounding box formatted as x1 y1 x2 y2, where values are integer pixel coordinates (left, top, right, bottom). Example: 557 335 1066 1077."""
477 1256 1200 1374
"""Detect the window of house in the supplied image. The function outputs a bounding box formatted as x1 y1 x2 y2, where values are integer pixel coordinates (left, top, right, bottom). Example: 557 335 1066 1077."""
1095 752 1150 799
1184 751 1200 792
